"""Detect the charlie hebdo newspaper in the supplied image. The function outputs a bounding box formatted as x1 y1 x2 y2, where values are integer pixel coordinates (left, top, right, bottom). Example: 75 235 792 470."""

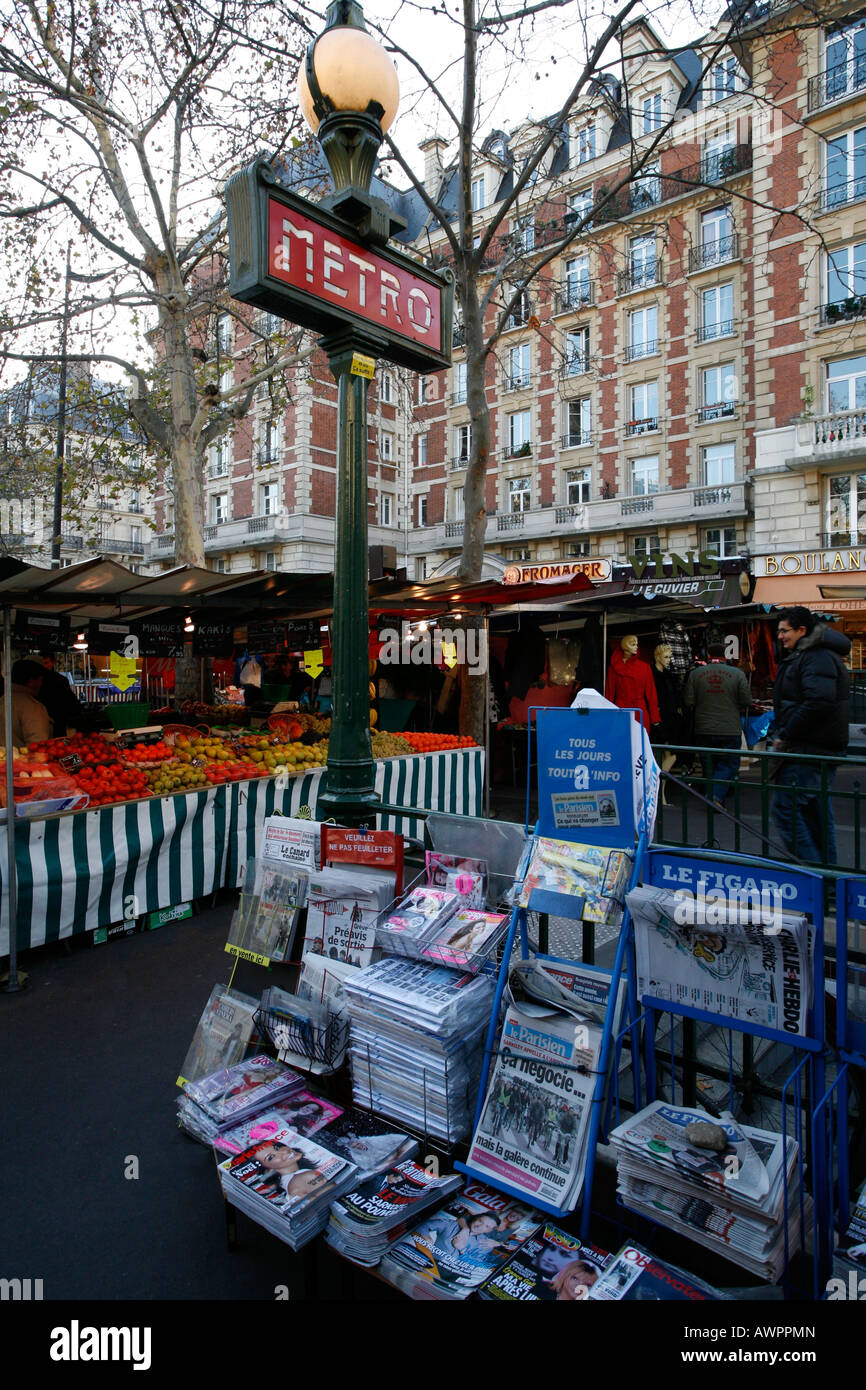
626 885 814 1035
466 1000 599 1210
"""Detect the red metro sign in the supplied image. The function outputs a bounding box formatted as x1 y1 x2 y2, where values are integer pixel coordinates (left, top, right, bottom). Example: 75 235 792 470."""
227 161 453 374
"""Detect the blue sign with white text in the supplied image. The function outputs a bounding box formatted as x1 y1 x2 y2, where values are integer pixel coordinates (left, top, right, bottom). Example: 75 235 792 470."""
534 707 636 847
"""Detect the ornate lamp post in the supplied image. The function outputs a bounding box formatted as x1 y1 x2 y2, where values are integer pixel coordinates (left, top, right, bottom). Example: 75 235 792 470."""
297 1 402 825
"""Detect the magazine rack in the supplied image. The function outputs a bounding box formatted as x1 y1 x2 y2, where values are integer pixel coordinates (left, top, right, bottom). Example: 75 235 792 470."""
834 877 866 1231
637 846 838 1294
456 705 654 1228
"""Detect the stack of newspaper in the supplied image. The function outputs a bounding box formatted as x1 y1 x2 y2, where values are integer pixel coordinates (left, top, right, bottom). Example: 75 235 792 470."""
177 1054 304 1147
588 1242 724 1301
478 1224 613 1301
344 957 494 1142
610 1101 803 1281
324 1160 462 1266
217 1124 358 1250
465 959 623 1213
303 865 395 967
626 885 814 1035
378 1180 542 1299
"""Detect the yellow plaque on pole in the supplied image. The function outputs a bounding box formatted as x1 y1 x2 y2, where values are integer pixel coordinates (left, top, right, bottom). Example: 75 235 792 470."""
109 650 138 692
303 647 324 679
350 353 375 379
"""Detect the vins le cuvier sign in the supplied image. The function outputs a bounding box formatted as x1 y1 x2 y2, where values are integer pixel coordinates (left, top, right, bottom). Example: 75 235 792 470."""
226 159 453 374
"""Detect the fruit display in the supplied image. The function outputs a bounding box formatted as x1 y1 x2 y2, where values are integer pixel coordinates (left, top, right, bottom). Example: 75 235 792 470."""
398 733 477 753
371 732 412 758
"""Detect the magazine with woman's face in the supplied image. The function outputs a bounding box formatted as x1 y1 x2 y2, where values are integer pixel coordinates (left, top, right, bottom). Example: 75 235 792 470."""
214 1092 344 1155
221 1126 356 1216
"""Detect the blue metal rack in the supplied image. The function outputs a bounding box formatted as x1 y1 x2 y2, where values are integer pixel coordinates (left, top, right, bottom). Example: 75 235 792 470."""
456 704 653 1232
833 876 866 1238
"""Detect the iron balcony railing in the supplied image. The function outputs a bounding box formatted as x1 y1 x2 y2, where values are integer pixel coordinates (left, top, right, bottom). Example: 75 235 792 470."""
624 339 659 363
554 280 594 313
808 55 866 112
616 261 662 296
821 295 866 326
503 443 532 460
561 351 590 377
594 144 752 224
452 323 466 348
625 416 659 436
698 402 737 422
697 319 736 343
819 174 866 212
451 388 467 405
503 373 533 393
450 456 470 471
560 431 592 449
504 301 533 330
688 233 739 272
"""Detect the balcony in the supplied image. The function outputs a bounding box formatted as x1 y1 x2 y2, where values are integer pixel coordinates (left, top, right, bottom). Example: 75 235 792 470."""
616 262 662 296
560 431 592 449
821 296 866 327
697 319 736 343
445 520 464 538
451 388 467 406
498 512 527 531
808 56 866 113
154 533 176 552
625 417 659 437
202 511 292 552
560 353 591 378
96 537 145 556
594 144 752 224
554 280 594 314
814 409 866 448
819 174 866 213
207 462 229 479
503 373 533 394
256 448 281 467
556 504 586 523
688 234 739 273
756 412 866 473
128 502 144 514
698 402 737 423
450 455 470 471
452 323 466 348
502 443 532 460
624 339 659 363
61 532 83 548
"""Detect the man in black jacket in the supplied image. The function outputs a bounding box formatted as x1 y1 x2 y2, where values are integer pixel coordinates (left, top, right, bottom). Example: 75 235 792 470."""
771 607 850 864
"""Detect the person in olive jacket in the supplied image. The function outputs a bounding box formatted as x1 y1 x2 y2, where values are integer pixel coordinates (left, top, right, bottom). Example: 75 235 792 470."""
771 607 850 865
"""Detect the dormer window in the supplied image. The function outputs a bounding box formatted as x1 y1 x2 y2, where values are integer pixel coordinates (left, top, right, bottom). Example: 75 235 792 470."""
642 91 662 134
471 175 485 211
577 124 596 164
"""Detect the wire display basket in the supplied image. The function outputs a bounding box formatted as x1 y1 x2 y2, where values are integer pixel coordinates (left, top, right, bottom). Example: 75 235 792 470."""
255 1003 350 1076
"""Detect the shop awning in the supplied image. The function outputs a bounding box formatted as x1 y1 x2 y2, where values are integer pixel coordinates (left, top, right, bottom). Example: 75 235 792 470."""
753 572 866 615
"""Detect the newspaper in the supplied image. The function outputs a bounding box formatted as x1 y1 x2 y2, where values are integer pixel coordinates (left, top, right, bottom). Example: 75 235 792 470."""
588 1243 723 1301
466 1000 598 1210
627 885 814 1035
518 837 632 924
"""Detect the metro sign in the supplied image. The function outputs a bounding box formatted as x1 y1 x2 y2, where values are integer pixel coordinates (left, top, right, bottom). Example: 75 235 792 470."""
226 159 453 373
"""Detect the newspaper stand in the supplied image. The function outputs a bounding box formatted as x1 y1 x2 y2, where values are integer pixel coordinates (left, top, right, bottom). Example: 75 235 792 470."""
637 846 839 1295
456 706 652 1228
834 877 866 1228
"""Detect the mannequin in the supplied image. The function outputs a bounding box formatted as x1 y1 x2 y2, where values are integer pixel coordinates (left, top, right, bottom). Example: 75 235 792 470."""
651 643 681 804
605 634 660 732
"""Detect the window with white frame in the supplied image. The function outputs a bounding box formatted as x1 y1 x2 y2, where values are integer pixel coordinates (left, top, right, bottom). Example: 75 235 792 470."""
258 310 280 337
417 493 428 527
702 525 738 557
632 455 659 495
451 486 465 520
577 123 596 164
219 362 233 393
568 189 594 232
258 418 279 465
563 254 590 308
212 556 227 573
260 482 277 516
506 343 531 391
509 476 531 512
824 124 866 209
507 410 531 456
702 441 736 485
701 363 737 420
710 57 739 102
381 431 394 462
632 160 661 207
380 493 393 527
566 467 591 505
417 432 428 467
215 312 232 353
455 422 471 463
629 381 659 432
627 305 658 359
564 325 590 375
825 353 866 411
471 174 485 211
700 282 734 341
632 532 659 560
415 558 427 580
564 396 591 446
516 215 535 252
505 290 531 328
381 370 394 404
703 131 736 181
699 206 734 262
129 487 141 511
826 470 866 542
825 241 866 312
642 91 662 134
453 360 467 404
209 436 230 477
212 492 228 525
564 538 590 557
825 18 866 99
263 550 277 571
129 525 141 549
510 546 532 561
629 234 657 288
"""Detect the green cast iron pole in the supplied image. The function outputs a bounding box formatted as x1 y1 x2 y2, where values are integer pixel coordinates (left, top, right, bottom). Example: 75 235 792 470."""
317 334 380 825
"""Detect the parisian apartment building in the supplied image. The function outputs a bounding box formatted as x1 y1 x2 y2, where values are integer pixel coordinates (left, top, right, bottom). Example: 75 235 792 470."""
150 3 866 648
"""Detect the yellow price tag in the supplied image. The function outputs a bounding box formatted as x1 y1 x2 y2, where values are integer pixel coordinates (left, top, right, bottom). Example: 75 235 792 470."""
109 650 138 692
350 353 375 379
441 640 458 670
303 647 324 679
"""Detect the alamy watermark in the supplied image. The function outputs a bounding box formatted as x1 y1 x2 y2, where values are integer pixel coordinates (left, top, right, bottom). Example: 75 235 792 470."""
378 621 488 676
673 887 784 935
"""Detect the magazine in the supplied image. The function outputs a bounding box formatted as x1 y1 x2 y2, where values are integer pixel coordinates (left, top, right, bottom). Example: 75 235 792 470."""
311 1109 418 1175
377 887 459 951
627 885 814 1035
518 837 632 924
479 1224 613 1301
420 909 507 972
588 1243 724 1301
183 1054 303 1124
218 1124 358 1249
379 1181 542 1299
330 1161 461 1230
425 852 488 908
214 1090 343 1155
177 985 260 1087
839 1180 866 1268
465 1000 598 1210
228 859 307 963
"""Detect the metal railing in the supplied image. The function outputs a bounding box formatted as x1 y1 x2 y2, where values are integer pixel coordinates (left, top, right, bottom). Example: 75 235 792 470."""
616 262 662 296
698 401 736 422
819 174 866 212
688 233 739 272
560 431 592 449
697 319 736 343
450 456 469 471
503 373 533 393
624 339 659 362
821 295 866 326
594 144 752 224
502 444 532 459
808 56 866 112
450 389 467 405
625 416 659 436
560 352 591 377
655 743 866 874
555 280 594 313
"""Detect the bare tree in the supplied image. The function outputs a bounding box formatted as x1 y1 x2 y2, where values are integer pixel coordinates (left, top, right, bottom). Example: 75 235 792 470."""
0 0 313 580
